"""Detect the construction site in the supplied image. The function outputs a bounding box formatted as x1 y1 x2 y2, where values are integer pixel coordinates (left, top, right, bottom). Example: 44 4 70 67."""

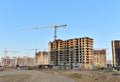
0 24 107 70
0 23 120 82
1 0 120 82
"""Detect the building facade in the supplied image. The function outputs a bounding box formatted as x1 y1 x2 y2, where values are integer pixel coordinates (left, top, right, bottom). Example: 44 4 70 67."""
94 49 106 67
35 51 49 65
15 56 35 66
1 56 11 66
23 56 35 66
112 40 120 67
1 56 16 66
48 37 94 69
1 56 34 67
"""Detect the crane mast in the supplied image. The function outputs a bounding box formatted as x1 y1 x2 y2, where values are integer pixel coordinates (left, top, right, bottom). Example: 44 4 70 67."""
53 24 67 40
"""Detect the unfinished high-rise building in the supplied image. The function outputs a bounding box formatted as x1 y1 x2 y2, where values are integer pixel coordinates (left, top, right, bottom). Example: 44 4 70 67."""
94 49 106 67
48 37 93 69
112 40 120 67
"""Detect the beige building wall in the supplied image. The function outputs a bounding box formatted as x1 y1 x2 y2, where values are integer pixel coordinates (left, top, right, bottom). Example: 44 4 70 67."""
15 56 34 66
35 51 48 65
94 49 106 67
23 56 35 66
1 56 34 66
15 56 24 66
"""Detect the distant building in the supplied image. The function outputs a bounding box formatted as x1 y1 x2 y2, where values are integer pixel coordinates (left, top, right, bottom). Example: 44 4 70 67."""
106 60 113 70
48 37 94 69
112 40 120 67
15 56 34 66
94 49 106 67
0 62 1 66
23 56 35 66
0 56 34 67
35 51 49 65
10 57 16 66
106 60 113 65
1 56 11 66
15 56 24 66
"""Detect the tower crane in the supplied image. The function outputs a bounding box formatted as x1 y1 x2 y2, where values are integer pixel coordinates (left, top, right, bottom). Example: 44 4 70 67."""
30 48 41 54
24 24 67 41
30 48 47 54
4 48 16 57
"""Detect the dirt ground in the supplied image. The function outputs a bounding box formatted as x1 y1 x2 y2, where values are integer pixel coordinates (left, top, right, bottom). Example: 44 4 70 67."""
0 69 120 82
41 69 120 82
0 69 76 82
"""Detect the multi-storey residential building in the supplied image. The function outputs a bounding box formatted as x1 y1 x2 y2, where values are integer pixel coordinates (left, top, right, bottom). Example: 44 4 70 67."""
1 56 16 66
112 40 120 67
1 56 11 66
15 56 35 66
48 37 94 69
15 56 24 66
94 49 106 67
23 56 35 66
9 57 16 66
1 56 34 66
35 51 48 65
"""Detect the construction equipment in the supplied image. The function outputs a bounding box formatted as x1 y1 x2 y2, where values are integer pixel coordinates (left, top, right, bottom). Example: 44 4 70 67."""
30 48 47 54
24 24 67 40
4 48 16 57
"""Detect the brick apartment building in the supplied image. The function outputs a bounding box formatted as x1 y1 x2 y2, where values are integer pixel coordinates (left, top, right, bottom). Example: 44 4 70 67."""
48 37 94 69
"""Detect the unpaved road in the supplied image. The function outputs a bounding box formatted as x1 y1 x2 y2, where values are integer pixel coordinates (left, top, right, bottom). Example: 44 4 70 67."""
0 70 76 82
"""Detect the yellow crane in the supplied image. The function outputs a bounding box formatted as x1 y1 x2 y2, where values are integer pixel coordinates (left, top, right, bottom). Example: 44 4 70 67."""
24 24 67 40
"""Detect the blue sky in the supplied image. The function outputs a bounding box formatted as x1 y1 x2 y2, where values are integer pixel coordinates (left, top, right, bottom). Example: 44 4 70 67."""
0 0 120 60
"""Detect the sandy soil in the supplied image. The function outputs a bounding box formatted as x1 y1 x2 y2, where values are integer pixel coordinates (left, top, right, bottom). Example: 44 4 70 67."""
1 69 120 82
41 69 120 82
0 70 76 82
